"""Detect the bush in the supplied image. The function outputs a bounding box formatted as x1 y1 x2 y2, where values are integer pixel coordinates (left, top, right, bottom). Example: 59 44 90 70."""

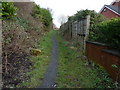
32 5 52 27
68 9 106 30
2 2 17 19
41 8 53 27
89 18 120 51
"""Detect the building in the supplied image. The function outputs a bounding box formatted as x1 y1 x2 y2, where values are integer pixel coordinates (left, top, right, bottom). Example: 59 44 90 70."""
99 0 120 19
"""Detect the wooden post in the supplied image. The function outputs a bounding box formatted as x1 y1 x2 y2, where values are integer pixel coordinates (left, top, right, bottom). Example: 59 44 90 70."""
84 15 90 51
0 2 2 89
59 15 90 53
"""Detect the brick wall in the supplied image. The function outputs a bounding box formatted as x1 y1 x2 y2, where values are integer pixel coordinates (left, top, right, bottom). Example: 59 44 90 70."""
100 7 120 19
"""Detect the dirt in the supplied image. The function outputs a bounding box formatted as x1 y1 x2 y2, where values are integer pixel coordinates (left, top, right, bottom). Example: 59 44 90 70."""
2 2 52 88
40 32 58 88
2 51 32 88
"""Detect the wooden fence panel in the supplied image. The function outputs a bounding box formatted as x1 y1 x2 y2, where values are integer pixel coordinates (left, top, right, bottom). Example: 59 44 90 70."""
86 41 120 81
60 15 90 51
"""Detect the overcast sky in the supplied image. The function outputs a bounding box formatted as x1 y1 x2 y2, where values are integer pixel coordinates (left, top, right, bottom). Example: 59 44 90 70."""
33 0 113 28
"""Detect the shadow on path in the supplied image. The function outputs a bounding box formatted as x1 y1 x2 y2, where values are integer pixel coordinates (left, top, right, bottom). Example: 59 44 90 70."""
40 32 58 88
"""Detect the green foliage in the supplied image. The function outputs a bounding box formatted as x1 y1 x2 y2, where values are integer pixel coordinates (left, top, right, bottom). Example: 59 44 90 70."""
68 9 106 29
1 2 17 19
18 30 55 88
31 5 42 20
93 65 115 88
111 64 118 68
56 31 115 88
15 17 29 29
32 5 53 27
41 8 53 27
89 18 120 51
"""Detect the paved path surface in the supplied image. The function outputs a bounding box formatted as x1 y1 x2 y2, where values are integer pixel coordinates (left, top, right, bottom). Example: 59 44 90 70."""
40 32 58 88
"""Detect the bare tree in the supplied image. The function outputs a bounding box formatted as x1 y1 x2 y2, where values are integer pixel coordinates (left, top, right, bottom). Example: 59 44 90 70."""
58 15 68 25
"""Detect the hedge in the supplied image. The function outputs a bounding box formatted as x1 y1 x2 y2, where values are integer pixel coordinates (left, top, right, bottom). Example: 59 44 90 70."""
31 5 53 27
89 18 120 51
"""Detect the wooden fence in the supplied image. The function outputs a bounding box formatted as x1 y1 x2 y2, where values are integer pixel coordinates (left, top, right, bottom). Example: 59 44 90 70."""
86 41 120 81
59 15 120 82
60 15 90 52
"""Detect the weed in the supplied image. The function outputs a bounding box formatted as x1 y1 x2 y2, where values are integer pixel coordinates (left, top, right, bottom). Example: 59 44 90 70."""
15 17 29 29
18 30 55 88
56 31 115 88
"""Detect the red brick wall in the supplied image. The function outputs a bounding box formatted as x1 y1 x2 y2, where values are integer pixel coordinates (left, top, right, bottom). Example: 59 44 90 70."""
100 7 120 19
86 41 120 81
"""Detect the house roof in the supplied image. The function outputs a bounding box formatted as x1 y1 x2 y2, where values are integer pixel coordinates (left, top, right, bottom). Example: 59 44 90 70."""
99 5 120 16
106 5 120 14
111 0 120 4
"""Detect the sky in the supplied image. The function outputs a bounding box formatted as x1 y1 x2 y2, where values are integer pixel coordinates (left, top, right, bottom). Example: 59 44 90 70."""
33 0 113 28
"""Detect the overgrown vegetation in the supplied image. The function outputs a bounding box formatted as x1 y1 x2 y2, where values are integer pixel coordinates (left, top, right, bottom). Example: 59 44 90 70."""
2 2 53 88
15 17 29 29
18 30 55 88
32 5 53 27
1 2 17 19
89 18 120 51
68 9 106 29
56 31 115 88
2 20 33 88
68 9 120 51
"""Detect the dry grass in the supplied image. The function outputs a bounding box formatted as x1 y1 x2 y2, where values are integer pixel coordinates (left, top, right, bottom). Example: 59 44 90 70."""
2 2 51 88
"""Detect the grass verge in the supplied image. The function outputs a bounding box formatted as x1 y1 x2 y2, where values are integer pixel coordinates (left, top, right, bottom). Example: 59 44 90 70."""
55 31 115 88
18 30 55 88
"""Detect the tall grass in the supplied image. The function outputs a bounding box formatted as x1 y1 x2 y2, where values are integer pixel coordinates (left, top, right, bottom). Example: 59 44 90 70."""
55 31 115 88
18 30 55 88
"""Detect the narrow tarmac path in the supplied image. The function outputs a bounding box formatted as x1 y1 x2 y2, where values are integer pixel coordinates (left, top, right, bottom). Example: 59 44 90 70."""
40 32 58 88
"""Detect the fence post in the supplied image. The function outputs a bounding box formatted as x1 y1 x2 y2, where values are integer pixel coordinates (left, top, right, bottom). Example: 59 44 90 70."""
72 21 78 41
59 15 90 53
68 21 72 40
84 15 90 51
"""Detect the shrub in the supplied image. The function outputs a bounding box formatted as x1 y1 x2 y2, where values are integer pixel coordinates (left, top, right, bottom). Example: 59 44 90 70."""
2 2 17 19
32 5 52 27
68 9 106 30
89 18 120 51
41 8 53 27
